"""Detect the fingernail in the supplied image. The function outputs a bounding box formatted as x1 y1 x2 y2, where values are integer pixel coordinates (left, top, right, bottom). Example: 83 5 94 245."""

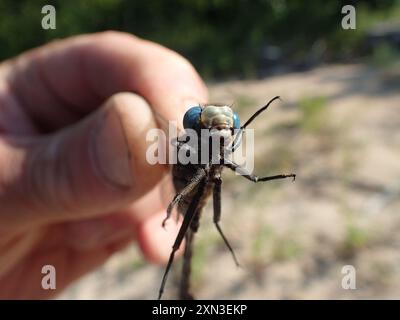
91 110 134 188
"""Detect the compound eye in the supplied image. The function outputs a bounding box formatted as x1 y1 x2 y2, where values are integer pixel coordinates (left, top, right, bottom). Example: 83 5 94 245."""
232 111 240 129
183 106 202 129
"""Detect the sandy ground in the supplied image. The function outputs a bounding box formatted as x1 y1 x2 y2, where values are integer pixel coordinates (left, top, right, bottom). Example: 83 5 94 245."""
59 63 400 299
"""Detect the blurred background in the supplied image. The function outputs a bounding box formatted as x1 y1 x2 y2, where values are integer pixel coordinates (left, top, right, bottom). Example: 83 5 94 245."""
1 0 400 299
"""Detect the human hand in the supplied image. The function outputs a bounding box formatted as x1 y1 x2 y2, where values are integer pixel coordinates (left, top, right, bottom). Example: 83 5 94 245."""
0 31 207 299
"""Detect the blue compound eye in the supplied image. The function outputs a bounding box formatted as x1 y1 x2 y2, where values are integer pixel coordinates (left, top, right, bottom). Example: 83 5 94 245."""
232 111 240 129
183 106 202 129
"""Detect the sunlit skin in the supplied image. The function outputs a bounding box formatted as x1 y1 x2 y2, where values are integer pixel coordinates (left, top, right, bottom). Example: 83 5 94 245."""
0 31 207 299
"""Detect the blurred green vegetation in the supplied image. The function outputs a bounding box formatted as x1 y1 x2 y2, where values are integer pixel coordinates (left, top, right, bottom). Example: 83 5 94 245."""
370 43 400 67
191 231 219 288
251 224 302 264
298 96 328 133
271 236 302 262
0 0 399 79
339 222 370 258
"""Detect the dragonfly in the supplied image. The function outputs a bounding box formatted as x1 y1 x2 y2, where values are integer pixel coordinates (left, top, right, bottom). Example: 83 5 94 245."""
157 96 296 300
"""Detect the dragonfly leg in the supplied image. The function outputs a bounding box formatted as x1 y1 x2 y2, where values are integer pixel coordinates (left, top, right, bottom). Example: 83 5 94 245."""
231 96 281 152
213 177 240 267
223 159 296 182
162 168 206 228
158 179 206 300
241 96 281 129
179 227 195 299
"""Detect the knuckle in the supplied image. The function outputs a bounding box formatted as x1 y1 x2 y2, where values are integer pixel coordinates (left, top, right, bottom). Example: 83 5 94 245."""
26 138 78 214
108 92 149 112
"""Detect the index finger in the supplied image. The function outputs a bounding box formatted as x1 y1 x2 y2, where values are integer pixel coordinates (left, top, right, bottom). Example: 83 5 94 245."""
5 31 208 131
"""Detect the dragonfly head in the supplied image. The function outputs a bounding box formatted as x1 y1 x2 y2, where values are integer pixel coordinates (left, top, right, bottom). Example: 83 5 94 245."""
183 104 242 152
183 104 240 132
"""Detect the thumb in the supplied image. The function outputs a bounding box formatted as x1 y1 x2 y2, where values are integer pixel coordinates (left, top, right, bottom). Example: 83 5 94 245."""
0 92 165 230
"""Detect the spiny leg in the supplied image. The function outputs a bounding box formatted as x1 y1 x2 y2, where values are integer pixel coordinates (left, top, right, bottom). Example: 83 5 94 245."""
213 177 240 267
162 168 206 227
158 180 206 300
179 229 194 300
223 158 296 183
241 96 281 129
231 96 281 152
